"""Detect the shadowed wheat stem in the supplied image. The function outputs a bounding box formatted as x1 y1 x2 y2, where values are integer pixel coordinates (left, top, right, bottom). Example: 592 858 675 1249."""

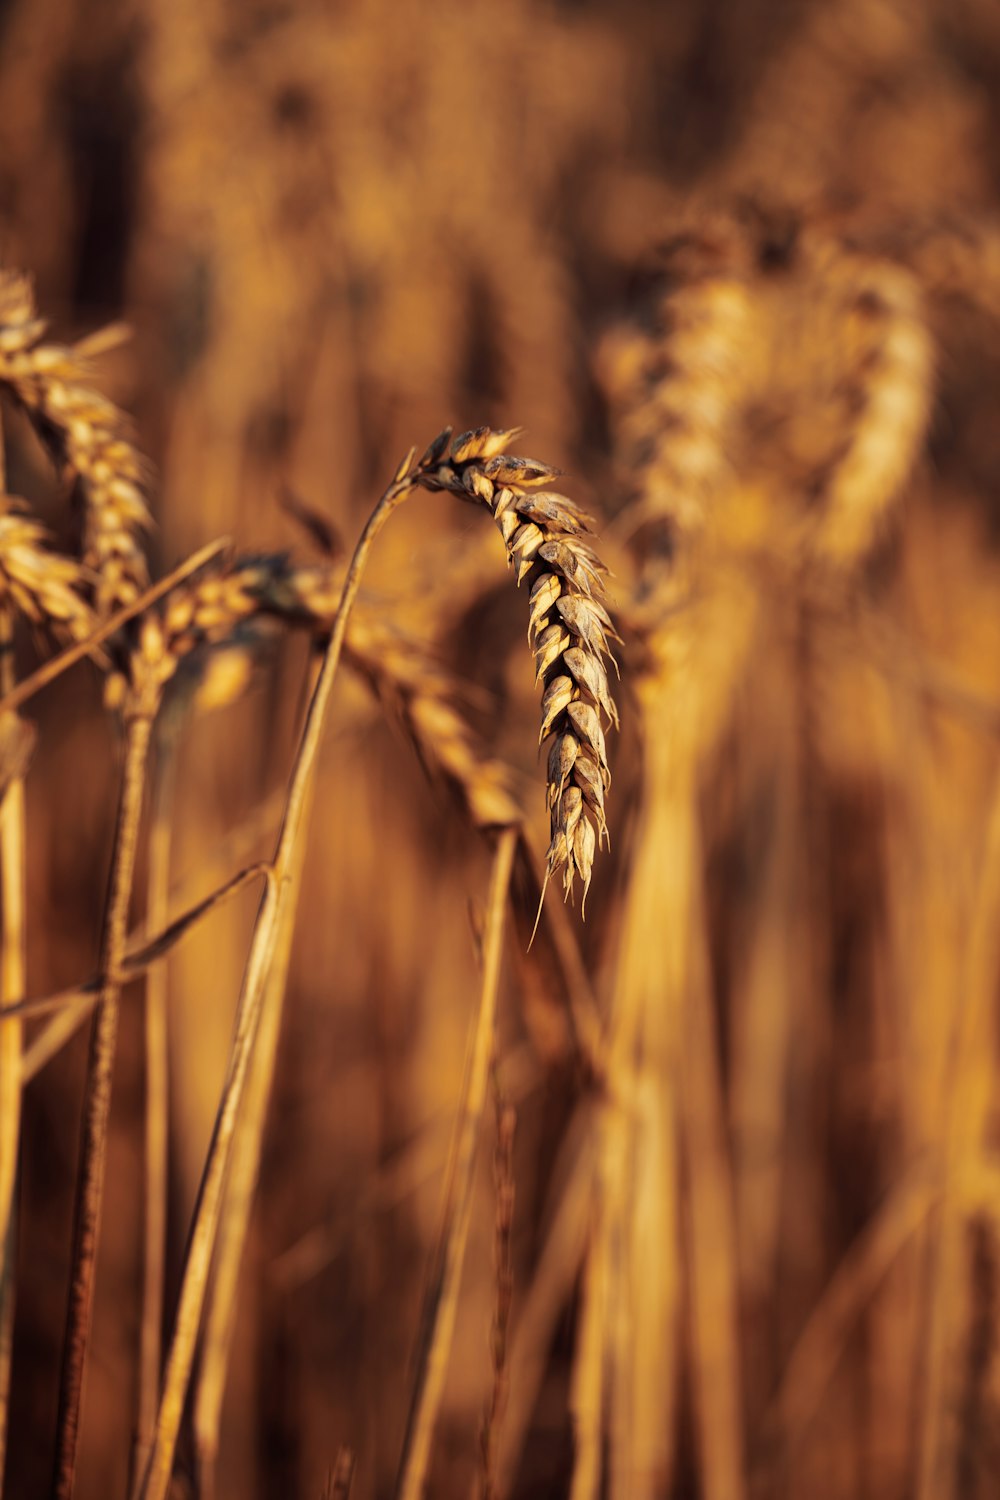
0 611 25 1491
477 1086 516 1500
133 730 178 1487
0 396 26 1490
394 826 517 1500
52 695 157 1500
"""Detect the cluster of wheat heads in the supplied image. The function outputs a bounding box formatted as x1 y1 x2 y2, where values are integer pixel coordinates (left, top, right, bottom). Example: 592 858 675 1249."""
0 273 617 1500
576 198 1000 1500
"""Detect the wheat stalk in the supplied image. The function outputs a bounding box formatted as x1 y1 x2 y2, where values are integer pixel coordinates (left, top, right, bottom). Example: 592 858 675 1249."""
51 698 157 1500
0 608 24 1495
132 732 178 1490
394 827 517 1500
0 414 28 1491
478 1087 516 1500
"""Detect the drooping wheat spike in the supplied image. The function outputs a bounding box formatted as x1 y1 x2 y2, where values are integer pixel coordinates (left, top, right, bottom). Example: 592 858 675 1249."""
103 412 618 906
0 272 151 616
103 552 524 832
0 498 96 643
418 427 619 909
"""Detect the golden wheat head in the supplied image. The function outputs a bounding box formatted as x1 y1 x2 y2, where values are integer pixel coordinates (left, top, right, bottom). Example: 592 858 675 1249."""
0 271 151 617
417 426 618 910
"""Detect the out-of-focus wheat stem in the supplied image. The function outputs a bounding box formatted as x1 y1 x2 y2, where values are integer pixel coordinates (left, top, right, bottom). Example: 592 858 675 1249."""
496 1104 595 1499
0 1217 13 1500
477 1086 516 1500
132 733 178 1485
193 660 320 1497
680 867 745 1500
0 597 26 1497
52 703 157 1500
325 1447 355 1499
135 460 420 1500
916 767 1000 1500
568 1210 605 1500
13 862 269 1075
766 1161 936 1468
394 826 517 1500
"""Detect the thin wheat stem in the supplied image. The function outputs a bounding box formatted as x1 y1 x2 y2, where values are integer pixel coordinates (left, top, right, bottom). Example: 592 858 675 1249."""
135 463 419 1500
568 1218 605 1500
394 826 517 1500
325 1448 356 1499
193 657 320 1496
52 704 157 1500
476 1082 516 1500
0 391 27 1495
0 601 26 1497
916 768 1000 1500
0 1218 13 1500
132 734 178 1485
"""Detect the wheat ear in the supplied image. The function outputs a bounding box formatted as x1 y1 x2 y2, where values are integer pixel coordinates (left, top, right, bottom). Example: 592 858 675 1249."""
0 501 96 644
806 245 932 569
114 556 526 834
417 427 618 911
0 273 150 615
595 230 754 543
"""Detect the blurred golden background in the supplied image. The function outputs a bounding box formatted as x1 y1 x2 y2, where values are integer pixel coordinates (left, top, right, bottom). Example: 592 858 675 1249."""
4 0 1000 1496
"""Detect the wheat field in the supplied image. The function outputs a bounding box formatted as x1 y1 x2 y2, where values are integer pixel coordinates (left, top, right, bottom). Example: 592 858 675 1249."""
2 1 1000 1497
